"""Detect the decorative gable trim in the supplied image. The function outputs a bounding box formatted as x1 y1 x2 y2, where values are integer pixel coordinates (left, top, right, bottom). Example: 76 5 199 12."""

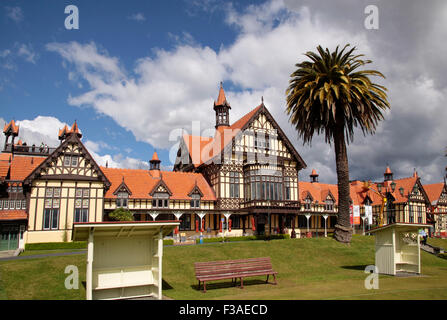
202 104 307 170
149 178 173 196
113 178 132 196
23 133 111 189
188 183 203 198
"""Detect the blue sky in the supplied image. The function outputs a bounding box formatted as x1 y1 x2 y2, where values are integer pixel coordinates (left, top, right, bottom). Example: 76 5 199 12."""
1 0 446 184
0 0 249 166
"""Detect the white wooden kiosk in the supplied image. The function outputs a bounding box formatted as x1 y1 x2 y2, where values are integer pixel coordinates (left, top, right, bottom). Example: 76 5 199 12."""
73 221 179 300
368 223 429 276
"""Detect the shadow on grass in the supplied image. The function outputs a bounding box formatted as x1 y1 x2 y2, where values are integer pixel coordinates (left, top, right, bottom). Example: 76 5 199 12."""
340 265 369 271
191 278 272 292
162 279 173 290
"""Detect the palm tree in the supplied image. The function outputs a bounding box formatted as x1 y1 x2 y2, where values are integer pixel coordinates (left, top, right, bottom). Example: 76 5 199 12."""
285 44 390 243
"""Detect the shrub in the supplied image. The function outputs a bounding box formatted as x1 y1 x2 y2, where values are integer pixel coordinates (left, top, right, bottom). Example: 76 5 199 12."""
108 208 134 221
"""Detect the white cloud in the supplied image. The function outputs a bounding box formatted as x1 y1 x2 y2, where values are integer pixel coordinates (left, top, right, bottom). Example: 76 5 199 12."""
46 0 447 184
17 43 38 64
5 6 23 23
128 12 146 22
5 116 146 170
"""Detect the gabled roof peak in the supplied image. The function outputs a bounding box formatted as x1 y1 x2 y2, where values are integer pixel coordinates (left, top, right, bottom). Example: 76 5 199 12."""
214 82 230 107
3 120 19 136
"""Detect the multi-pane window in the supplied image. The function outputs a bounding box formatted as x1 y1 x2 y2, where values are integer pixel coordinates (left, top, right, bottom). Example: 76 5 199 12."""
304 198 312 210
64 155 79 167
152 192 169 208
229 172 240 198
254 134 270 149
325 199 334 211
179 214 191 231
409 205 414 223
75 188 90 223
417 206 423 223
284 177 292 200
244 169 283 201
190 193 200 208
231 215 240 229
43 187 61 230
116 192 128 208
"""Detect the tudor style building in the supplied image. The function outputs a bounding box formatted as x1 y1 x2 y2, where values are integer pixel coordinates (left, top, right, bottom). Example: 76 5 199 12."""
424 182 447 237
174 84 308 236
1 86 444 250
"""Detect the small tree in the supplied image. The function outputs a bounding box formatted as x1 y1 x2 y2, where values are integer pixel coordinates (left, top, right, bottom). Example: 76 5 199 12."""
108 208 134 221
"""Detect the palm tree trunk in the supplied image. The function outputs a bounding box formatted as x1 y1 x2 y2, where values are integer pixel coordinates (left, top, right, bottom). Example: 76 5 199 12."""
333 123 352 244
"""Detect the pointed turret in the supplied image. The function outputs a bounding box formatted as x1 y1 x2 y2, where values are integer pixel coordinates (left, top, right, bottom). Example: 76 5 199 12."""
384 166 393 181
68 120 82 138
310 169 319 183
150 151 161 171
3 120 19 150
213 82 231 128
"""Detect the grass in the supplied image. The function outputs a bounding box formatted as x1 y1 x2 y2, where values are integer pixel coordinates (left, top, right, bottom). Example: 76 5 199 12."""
19 249 86 257
1 235 447 300
428 238 447 250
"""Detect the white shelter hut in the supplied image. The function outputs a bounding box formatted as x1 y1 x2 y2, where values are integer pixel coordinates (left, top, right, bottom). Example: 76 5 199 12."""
73 221 179 300
369 223 429 276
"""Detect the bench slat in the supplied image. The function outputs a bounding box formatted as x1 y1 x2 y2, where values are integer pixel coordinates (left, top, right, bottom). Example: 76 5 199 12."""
194 257 277 292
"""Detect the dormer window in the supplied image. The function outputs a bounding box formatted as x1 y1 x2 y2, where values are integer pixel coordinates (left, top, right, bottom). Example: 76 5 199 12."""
116 192 129 208
304 197 312 210
325 199 334 211
152 192 169 208
190 193 201 208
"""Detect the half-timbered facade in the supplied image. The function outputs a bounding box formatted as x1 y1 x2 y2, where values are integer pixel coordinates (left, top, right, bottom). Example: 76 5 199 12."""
424 182 447 237
22 123 110 244
174 84 308 236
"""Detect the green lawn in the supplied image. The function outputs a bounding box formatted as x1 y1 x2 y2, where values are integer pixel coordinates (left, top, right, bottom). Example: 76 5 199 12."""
1 235 447 300
428 238 447 250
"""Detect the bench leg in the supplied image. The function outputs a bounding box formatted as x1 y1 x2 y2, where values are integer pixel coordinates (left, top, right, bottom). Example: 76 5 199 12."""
266 274 269 283
273 274 277 285
240 277 244 289
203 281 207 293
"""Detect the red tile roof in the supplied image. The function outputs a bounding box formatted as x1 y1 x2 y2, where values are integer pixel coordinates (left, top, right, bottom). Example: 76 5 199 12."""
299 181 339 204
101 167 216 201
10 156 45 181
424 183 445 204
0 210 27 221
0 161 10 179
183 104 263 167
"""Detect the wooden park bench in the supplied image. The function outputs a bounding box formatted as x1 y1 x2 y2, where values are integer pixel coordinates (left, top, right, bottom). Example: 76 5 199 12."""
194 257 277 293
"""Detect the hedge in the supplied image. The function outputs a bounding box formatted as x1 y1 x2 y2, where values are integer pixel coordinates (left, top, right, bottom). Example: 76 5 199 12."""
195 234 290 244
25 241 87 251
26 240 175 250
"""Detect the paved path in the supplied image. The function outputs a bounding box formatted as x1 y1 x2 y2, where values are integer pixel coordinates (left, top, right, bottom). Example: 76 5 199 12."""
0 250 86 262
